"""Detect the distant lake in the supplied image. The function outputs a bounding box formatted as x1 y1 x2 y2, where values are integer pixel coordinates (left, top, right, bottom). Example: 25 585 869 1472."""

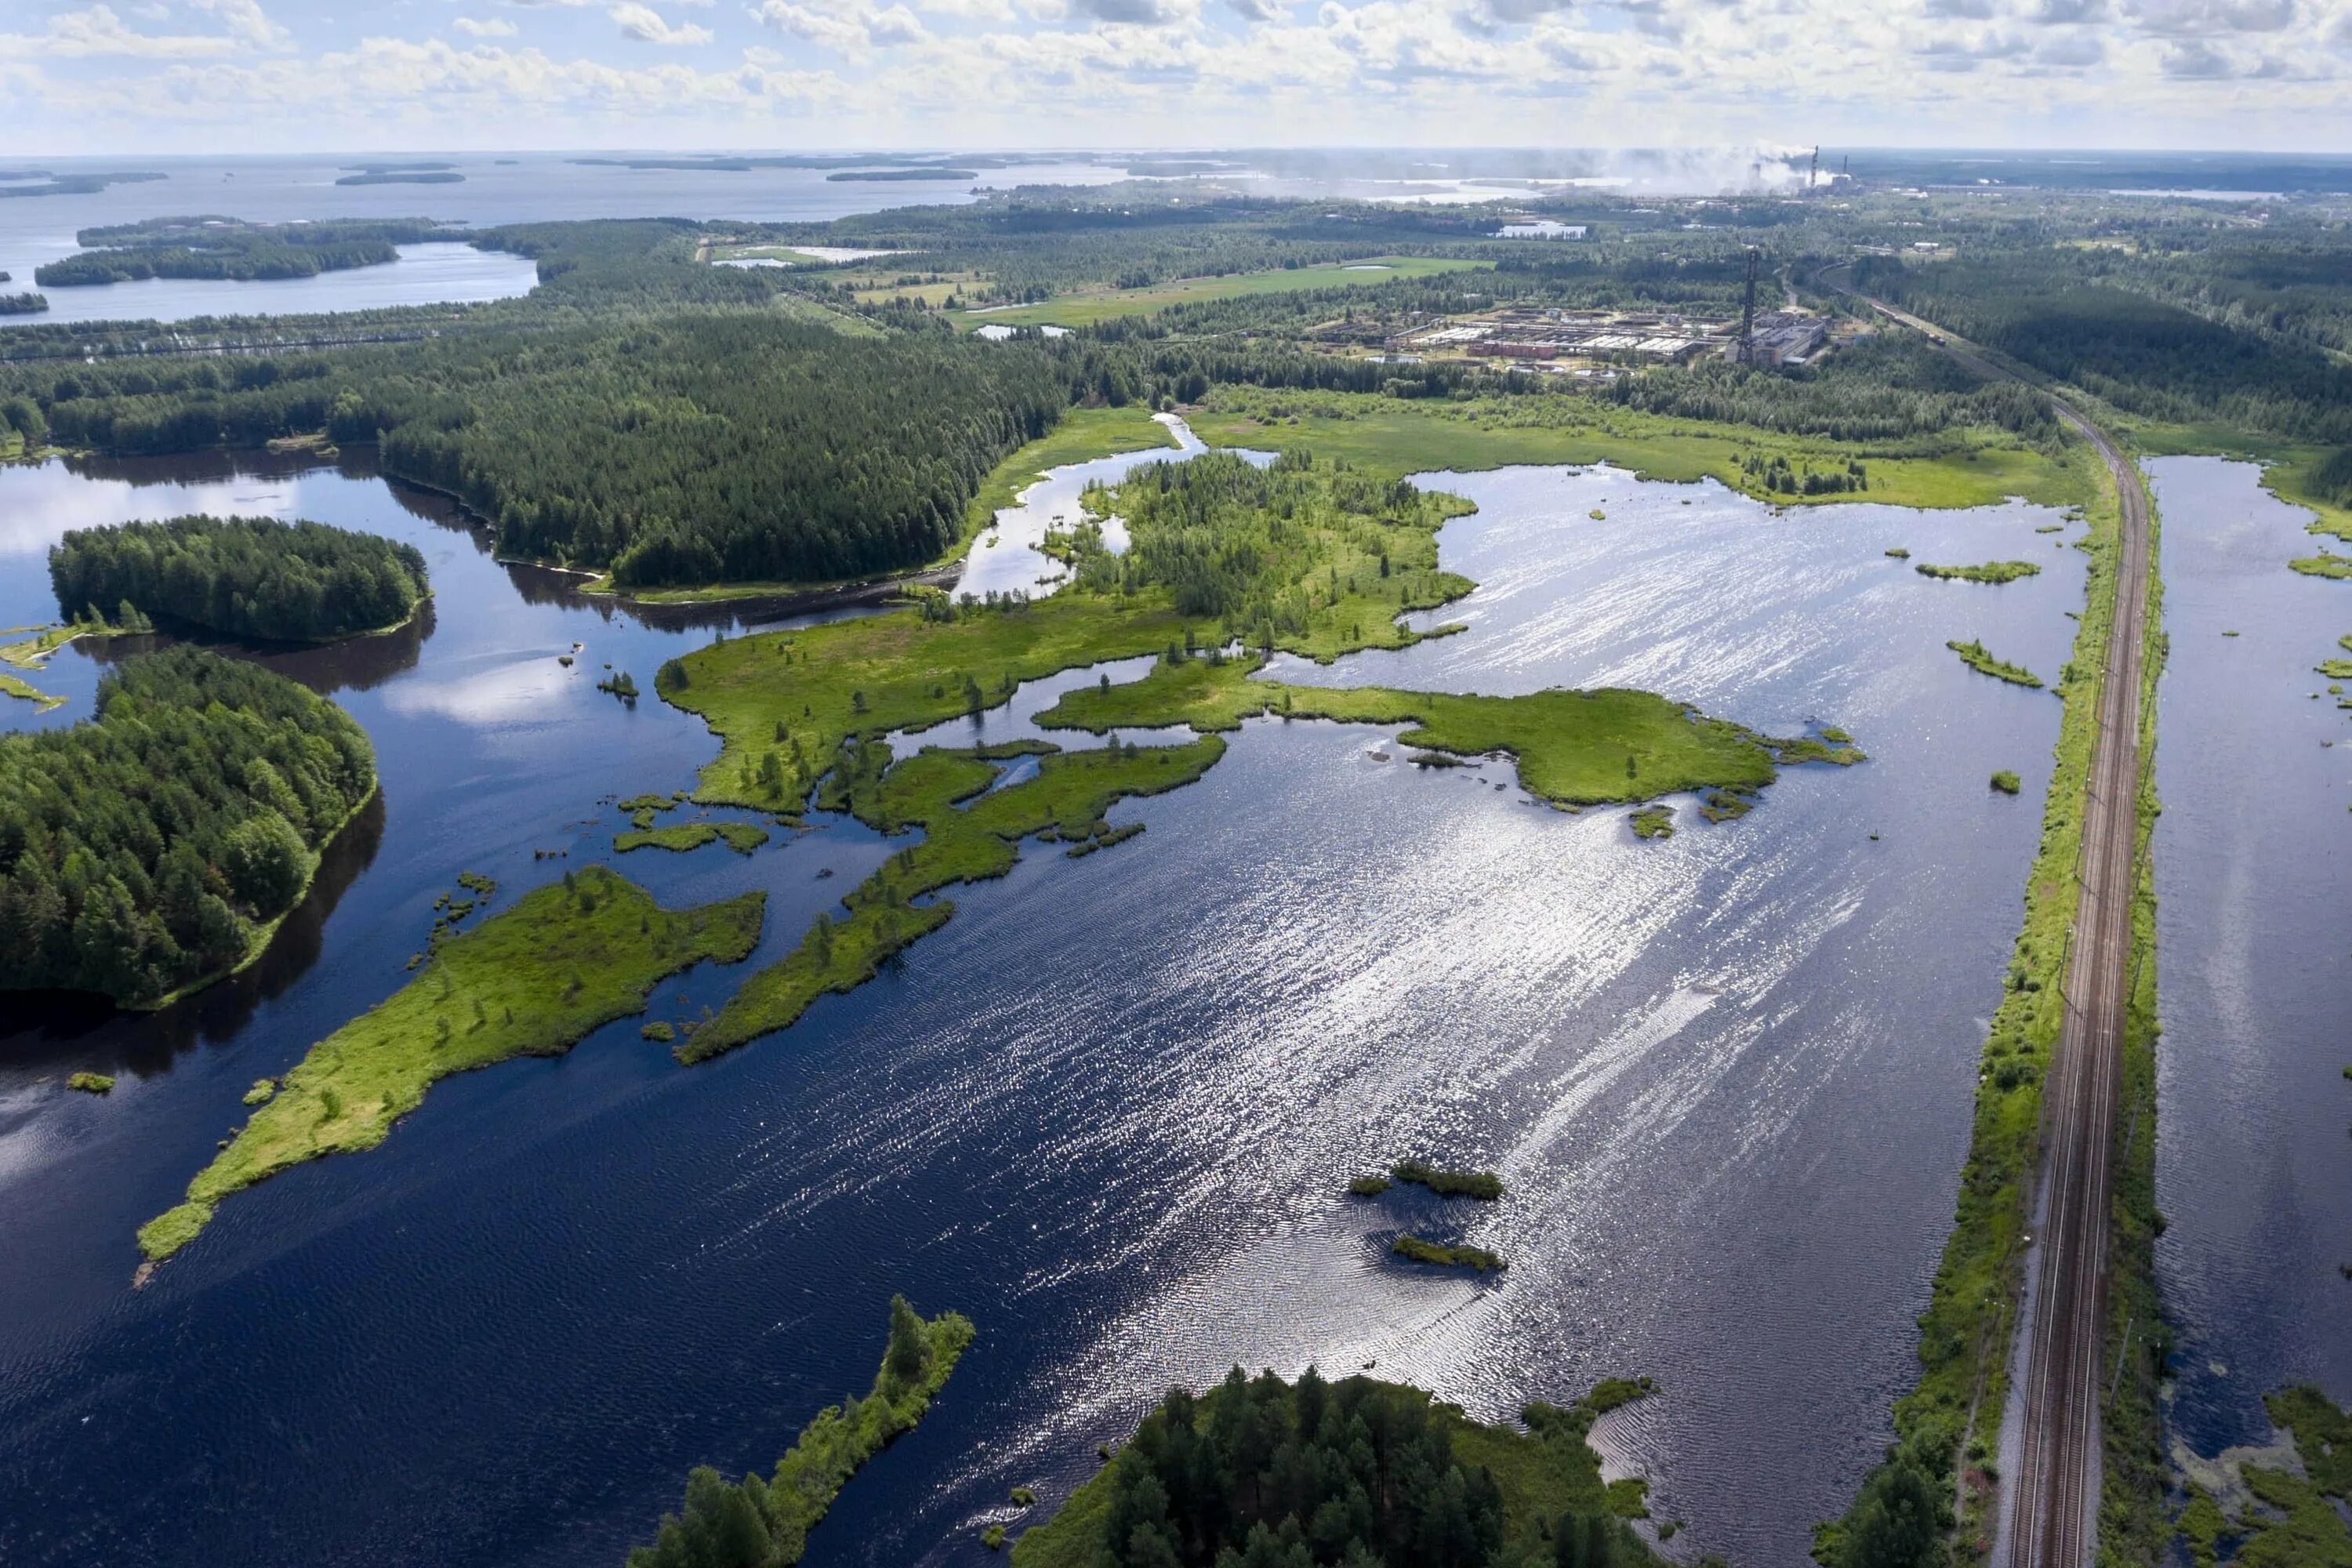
0 154 1130 327
1 243 539 328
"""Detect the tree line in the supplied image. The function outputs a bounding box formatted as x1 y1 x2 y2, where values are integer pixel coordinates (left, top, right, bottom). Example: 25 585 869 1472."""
35 216 453 288
1087 1368 1653 1568
0 647 376 1007
7 311 1076 590
49 514 429 643
1852 250 2352 445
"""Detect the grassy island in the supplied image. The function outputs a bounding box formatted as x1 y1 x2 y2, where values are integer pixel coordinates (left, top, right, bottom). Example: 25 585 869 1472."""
1389 1160 1504 1200
1392 1234 1507 1272
615 821 771 856
2290 552 2352 581
1947 638 2045 688
50 515 430 643
653 454 1862 1062
1991 770 2022 794
137 866 764 1261
67 1071 114 1094
34 216 448 286
1011 1369 1660 1568
627 1297 975 1568
1 648 376 1008
1915 560 2042 584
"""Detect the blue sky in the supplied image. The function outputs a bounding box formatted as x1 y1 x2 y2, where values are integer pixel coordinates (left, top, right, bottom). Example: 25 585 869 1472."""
5 0 2348 154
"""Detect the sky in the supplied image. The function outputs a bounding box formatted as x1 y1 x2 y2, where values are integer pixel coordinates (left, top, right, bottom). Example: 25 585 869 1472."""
5 0 2351 155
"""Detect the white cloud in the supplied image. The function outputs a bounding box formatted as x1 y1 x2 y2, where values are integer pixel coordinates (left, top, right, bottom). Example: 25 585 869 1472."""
189 0 291 47
612 2 713 41
0 3 241 56
11 0 2352 152
751 0 930 52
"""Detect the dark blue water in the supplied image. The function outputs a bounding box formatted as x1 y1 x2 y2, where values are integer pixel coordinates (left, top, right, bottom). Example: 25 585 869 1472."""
2147 457 2352 1467
0 451 2082 1566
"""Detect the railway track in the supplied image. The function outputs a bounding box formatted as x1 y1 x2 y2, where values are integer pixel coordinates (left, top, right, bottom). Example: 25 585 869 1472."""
1839 283 2154 1568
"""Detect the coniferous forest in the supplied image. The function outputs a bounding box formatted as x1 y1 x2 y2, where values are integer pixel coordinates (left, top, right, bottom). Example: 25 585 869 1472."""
0 648 376 1007
1022 1368 1653 1568
19 314 1071 590
49 515 429 642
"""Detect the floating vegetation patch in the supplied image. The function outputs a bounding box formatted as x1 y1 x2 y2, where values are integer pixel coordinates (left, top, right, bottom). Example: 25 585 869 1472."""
1947 638 2045 688
1388 1160 1503 1200
1392 1234 1506 1272
1916 559 2042 583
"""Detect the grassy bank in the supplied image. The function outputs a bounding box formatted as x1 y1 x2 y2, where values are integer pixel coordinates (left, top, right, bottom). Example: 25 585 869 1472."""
2102 463 2168 1566
1816 425 2157 1565
1190 387 2100 511
951 404 1179 553
2133 421 2352 547
138 867 764 1261
626 1298 975 1568
953 256 1489 329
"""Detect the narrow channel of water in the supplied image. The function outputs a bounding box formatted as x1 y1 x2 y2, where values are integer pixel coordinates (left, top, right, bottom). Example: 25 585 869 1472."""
2145 456 2352 1466
0 446 2081 1566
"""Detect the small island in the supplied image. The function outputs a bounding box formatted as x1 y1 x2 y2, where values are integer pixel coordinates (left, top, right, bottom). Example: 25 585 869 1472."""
1011 1370 1659 1566
0 648 377 1009
35 216 449 286
1392 1233 1508 1272
337 163 464 187
136 867 765 1261
1916 560 2042 583
1388 1159 1504 1200
1947 638 2045 688
0 292 48 315
615 821 770 855
627 1297 974 1568
67 1072 116 1094
0 170 165 199
826 169 979 183
49 514 430 642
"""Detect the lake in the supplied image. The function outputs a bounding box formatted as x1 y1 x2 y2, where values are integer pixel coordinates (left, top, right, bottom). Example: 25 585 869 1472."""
2146 456 2352 1469
0 444 2082 1566
0 154 1128 328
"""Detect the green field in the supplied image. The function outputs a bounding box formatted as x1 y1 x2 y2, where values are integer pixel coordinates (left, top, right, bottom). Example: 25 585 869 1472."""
1192 387 2099 512
956 256 1490 328
137 867 764 1261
